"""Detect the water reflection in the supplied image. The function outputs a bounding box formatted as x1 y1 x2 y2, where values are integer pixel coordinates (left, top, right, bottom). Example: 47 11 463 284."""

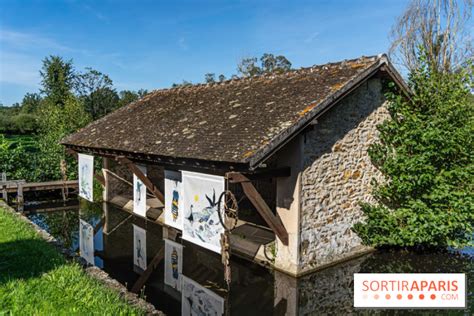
25 200 473 315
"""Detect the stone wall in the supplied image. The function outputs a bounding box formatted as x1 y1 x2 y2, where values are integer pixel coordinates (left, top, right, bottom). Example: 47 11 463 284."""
299 78 388 273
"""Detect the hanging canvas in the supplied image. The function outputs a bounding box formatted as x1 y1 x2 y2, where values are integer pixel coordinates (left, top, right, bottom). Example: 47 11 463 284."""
182 171 224 254
164 170 183 230
133 164 147 217
79 219 94 265
133 224 147 271
164 239 183 291
78 153 94 202
182 276 224 316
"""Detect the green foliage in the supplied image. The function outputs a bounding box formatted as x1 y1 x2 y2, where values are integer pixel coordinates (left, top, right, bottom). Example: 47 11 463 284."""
0 206 144 315
20 92 42 114
237 53 292 77
40 56 75 107
36 95 91 181
353 54 474 248
0 134 40 181
76 68 120 120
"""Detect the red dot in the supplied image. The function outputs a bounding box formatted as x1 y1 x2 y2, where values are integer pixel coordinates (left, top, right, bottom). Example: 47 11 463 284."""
419 294 425 300
397 294 402 300
430 294 436 300
385 294 391 300
374 294 379 300
408 294 413 300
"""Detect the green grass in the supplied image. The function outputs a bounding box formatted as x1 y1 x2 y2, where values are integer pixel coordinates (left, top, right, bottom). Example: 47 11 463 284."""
0 206 145 315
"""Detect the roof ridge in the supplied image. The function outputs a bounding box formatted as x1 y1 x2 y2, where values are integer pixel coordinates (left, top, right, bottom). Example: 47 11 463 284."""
141 55 382 97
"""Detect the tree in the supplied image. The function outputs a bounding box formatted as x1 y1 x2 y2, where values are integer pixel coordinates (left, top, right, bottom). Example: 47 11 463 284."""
117 89 147 108
237 53 292 77
390 0 473 73
75 68 119 119
20 93 42 114
205 73 216 83
40 56 75 107
353 53 474 248
36 95 91 181
237 57 262 77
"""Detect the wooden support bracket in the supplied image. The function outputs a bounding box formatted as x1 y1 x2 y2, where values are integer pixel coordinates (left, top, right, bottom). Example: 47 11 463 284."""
131 247 165 293
227 172 289 245
115 156 164 204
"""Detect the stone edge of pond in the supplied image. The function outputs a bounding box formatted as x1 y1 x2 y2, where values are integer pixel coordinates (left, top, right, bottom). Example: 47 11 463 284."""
0 200 165 316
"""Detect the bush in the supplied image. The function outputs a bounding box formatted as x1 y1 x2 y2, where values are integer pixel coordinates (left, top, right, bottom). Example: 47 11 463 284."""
353 56 474 248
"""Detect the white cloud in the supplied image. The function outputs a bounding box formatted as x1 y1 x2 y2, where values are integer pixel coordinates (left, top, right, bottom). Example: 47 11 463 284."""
0 51 41 87
178 37 188 50
0 29 73 52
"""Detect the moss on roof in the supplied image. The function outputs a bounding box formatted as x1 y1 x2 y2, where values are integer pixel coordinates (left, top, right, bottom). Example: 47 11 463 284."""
62 55 396 167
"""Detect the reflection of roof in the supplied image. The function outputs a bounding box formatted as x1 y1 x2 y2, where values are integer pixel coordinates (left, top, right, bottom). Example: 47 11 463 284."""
62 54 406 169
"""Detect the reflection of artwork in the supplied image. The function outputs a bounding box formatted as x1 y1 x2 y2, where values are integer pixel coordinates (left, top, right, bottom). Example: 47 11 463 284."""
164 239 183 291
79 219 94 265
182 276 224 316
78 154 94 202
133 224 147 271
164 170 183 230
182 171 224 253
133 165 147 217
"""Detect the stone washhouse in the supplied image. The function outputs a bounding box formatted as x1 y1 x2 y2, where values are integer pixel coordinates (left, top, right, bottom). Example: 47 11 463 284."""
62 54 408 277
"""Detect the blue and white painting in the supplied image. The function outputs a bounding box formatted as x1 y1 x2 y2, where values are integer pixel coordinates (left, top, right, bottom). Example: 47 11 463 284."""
78 153 94 202
164 170 183 230
164 239 183 291
133 164 147 217
133 224 147 271
182 171 224 253
79 219 94 265
182 276 224 316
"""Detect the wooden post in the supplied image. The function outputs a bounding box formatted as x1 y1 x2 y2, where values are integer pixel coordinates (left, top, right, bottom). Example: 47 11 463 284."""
227 172 289 245
102 158 110 202
17 181 24 205
116 156 164 204
1 172 7 203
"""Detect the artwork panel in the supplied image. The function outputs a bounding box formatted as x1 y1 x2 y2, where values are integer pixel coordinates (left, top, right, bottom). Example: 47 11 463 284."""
133 224 147 271
79 219 94 265
78 154 94 202
164 239 183 291
164 170 183 230
133 164 147 217
181 275 224 316
182 171 225 254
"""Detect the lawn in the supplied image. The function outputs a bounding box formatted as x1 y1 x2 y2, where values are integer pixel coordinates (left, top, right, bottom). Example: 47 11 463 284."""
0 206 145 315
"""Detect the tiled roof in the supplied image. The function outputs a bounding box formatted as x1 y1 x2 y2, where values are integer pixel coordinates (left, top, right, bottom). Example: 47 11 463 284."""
62 54 404 168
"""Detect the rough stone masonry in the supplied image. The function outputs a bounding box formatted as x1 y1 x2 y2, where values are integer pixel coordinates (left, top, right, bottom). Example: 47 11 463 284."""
298 77 389 273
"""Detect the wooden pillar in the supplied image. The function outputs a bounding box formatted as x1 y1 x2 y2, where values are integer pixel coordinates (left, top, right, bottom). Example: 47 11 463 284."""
1 172 7 203
102 158 111 202
17 181 24 206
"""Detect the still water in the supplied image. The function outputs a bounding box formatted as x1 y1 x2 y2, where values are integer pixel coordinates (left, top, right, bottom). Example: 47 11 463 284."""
24 200 473 315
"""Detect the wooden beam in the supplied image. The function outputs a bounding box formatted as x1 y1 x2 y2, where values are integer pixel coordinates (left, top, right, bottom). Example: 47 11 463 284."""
131 247 164 293
243 167 291 181
226 172 289 245
116 156 164 204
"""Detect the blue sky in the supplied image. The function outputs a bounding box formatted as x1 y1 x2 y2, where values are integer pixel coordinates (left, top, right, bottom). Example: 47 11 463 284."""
0 0 410 106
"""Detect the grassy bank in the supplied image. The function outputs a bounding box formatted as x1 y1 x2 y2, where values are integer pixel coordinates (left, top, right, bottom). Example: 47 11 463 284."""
0 206 144 315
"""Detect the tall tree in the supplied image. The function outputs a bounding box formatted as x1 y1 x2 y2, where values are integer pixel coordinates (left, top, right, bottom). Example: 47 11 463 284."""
76 68 119 119
40 56 75 107
354 53 474 248
237 53 292 77
390 0 473 73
